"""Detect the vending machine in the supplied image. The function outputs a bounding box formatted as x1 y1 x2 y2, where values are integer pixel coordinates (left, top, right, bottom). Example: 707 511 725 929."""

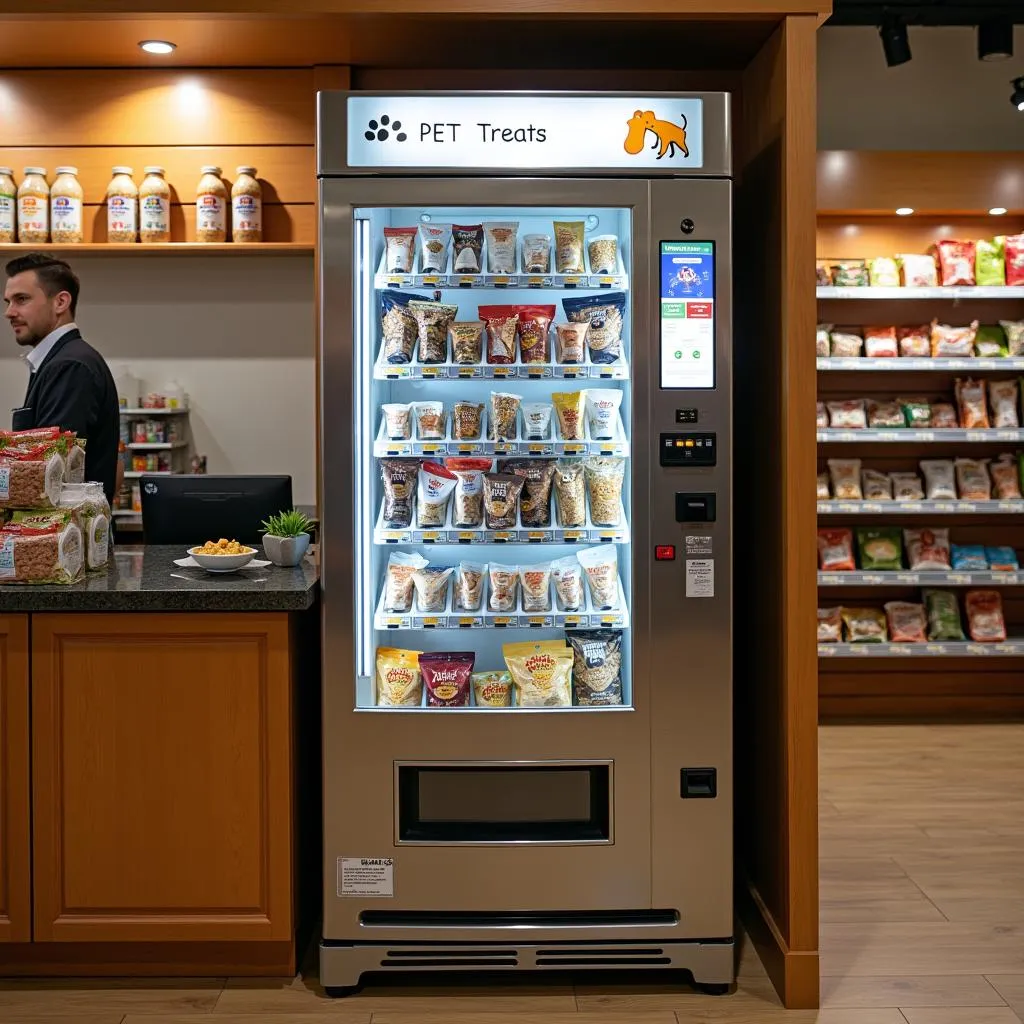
318 91 733 993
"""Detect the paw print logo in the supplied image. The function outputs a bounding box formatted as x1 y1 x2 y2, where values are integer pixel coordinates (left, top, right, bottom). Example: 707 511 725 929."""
364 114 407 143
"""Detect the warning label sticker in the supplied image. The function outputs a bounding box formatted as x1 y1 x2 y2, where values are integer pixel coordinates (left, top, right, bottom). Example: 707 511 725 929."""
338 857 395 898
685 558 714 598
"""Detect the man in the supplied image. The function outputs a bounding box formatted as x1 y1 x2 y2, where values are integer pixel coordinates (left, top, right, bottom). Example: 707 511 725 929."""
4 253 120 504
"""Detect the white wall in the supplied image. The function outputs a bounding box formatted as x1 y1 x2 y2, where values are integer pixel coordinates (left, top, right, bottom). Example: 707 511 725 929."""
0 256 317 505
819 25 1024 150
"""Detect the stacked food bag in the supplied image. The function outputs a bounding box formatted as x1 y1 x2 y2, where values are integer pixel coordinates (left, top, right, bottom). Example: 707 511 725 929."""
817 234 1024 289
817 320 1024 359
0 427 109 584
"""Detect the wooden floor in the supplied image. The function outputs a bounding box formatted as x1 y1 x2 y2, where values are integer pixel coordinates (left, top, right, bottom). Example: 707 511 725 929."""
5 723 1024 1023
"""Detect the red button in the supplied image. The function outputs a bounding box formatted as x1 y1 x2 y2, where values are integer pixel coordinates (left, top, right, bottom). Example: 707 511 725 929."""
655 545 676 561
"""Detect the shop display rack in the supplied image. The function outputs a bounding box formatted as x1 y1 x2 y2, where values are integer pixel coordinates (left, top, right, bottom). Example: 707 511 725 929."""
817 286 1024 300
818 500 1024 514
818 570 1024 586
818 428 1024 443
820 640 1024 658
818 357 1024 372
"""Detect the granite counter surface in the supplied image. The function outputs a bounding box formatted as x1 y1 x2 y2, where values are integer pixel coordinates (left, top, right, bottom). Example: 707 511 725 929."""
0 545 319 612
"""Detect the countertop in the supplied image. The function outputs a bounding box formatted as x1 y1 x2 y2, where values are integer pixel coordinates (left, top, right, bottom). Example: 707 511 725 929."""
0 545 319 612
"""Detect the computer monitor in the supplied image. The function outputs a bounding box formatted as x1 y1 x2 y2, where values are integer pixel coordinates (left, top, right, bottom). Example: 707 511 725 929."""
140 475 293 546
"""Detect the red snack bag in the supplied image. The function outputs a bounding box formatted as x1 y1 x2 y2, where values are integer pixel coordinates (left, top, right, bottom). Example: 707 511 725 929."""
420 651 475 707
478 305 519 365
817 528 855 571
885 602 927 643
932 240 976 286
965 590 1006 642
1005 234 1024 287
864 326 898 358
955 378 990 430
514 304 555 364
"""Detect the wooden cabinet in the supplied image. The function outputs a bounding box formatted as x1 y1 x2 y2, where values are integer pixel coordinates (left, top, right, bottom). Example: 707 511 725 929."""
0 615 31 944
30 613 294 944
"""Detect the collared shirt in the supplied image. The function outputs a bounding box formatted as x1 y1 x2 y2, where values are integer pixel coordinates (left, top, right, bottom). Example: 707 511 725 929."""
24 322 79 374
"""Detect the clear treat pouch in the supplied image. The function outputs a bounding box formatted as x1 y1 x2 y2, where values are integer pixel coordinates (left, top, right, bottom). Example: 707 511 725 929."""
484 221 519 274
418 222 452 273
576 545 620 609
584 389 623 440
384 551 428 612
417 461 457 528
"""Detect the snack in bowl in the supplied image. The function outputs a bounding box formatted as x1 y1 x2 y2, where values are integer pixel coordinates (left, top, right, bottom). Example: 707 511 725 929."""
188 538 256 572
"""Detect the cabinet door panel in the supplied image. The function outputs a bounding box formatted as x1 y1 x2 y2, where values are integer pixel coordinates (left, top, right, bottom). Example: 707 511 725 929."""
0 615 31 943
32 613 293 943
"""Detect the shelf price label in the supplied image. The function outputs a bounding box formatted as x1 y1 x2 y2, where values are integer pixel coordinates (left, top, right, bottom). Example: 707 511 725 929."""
526 276 552 288
967 644 990 656
527 443 553 455
563 443 585 455
560 368 582 379
598 531 618 543
493 366 513 377
421 275 440 286
455 444 477 454
493 616 514 627
420 367 443 378
383 616 404 629
494 442 516 454
457 616 481 628
527 531 551 543
456 531 478 544
563 530 584 543
384 367 411 379
563 276 581 288
457 366 480 378
896 573 919 584
380 531 409 544
420 444 443 454
419 531 441 544
948 573 971 585
600 614 623 626
421 617 441 629
386 275 405 287
820 574 842 585
526 616 552 628
889 644 912 656
818 645 835 657
458 276 476 287
926 644 947 655
526 366 551 378
493 532 513 543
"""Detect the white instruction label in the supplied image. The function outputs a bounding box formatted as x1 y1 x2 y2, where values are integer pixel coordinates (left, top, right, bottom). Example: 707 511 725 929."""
0 536 14 579
338 857 394 898
685 558 714 598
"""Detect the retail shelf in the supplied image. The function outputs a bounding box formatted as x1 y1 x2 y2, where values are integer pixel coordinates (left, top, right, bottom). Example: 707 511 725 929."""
123 470 175 479
126 441 187 450
818 499 1024 515
373 501 628 546
120 407 189 415
111 509 142 518
819 570 1024 586
818 428 1024 443
817 286 1024 300
819 640 1024 658
374 576 629 632
818 357 1024 372
0 242 312 257
374 358 629 381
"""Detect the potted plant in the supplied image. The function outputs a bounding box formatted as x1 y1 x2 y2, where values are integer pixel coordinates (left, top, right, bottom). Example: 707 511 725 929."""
261 509 312 567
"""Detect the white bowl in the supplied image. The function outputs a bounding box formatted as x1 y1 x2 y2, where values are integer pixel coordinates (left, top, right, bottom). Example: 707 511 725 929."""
188 547 256 573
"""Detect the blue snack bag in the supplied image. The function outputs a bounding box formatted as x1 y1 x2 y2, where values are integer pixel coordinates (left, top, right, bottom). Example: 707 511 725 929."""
951 545 988 571
986 546 1020 571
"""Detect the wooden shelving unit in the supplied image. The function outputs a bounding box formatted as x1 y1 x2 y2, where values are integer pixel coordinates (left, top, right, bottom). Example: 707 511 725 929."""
0 242 312 257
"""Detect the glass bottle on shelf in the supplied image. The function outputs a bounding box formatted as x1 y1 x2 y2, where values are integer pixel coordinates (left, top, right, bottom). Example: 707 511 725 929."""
0 167 16 243
51 166 84 244
196 165 227 243
139 166 171 243
106 167 138 243
17 167 49 244
231 166 262 243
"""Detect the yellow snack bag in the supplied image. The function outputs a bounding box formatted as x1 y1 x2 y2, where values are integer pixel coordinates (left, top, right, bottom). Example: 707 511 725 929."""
552 391 585 441
503 640 573 707
375 647 423 706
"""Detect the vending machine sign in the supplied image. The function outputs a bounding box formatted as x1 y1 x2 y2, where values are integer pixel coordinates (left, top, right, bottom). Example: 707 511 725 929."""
659 241 715 390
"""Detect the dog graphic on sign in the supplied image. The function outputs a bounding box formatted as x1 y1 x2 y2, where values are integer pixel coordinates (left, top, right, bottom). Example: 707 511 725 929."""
624 110 689 160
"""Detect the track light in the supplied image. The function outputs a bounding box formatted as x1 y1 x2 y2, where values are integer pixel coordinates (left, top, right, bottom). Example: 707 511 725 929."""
879 17 912 68
139 40 176 54
978 19 1013 62
1013 77 1024 112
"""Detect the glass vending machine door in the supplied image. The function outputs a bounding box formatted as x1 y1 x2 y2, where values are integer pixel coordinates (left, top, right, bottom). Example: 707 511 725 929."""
352 206 633 712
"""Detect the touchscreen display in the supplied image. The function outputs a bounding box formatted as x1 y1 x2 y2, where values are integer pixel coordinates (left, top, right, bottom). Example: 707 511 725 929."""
659 241 715 389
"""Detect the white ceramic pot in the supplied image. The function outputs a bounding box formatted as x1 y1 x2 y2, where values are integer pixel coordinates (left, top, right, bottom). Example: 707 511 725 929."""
263 532 310 567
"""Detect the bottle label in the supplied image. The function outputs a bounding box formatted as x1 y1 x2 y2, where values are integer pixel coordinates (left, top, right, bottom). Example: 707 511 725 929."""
107 195 137 236
140 195 170 234
18 195 48 234
197 194 226 234
232 194 262 236
52 195 83 232
0 196 13 236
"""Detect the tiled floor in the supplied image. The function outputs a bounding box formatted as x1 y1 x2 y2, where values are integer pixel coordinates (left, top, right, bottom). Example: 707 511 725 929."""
4 723 1024 1022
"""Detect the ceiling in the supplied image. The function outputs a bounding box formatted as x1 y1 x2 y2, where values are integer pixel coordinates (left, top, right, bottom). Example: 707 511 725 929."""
829 1 1024 26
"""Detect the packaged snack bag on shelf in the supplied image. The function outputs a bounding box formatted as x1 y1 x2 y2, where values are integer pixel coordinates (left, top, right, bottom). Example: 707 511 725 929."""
0 438 67 510
452 224 484 273
830 259 869 287
990 455 1022 499
976 238 1006 287
900 396 932 427
382 403 412 440
480 306 519 365
988 379 1019 428
521 402 552 441
975 324 1009 357
923 589 965 641
380 459 418 528
868 257 900 288
552 555 585 610
1001 320 1024 356
488 563 519 612
504 639 573 708
411 565 453 613
897 253 939 288
380 291 422 364
816 261 833 286
584 390 624 440
454 561 485 611
827 399 867 429
817 528 856 571
472 670 513 707
816 325 832 357
986 546 1020 571
484 221 519 274
952 545 988 571
410 300 458 363
554 322 588 363
885 602 928 643
519 561 552 612
482 473 524 530
829 331 863 357
568 630 623 706
866 399 904 428
445 457 491 528
552 460 586 527
383 226 417 272
584 457 626 526
932 240 976 286
955 378 990 429
862 468 892 501
857 527 903 570
965 590 1007 642
930 402 959 429
449 321 485 364
422 651 475 707
515 304 554 364
587 235 619 276
375 647 423 706
955 458 992 500
413 401 446 440
817 607 842 643
488 391 521 440
562 292 626 365
58 482 109 571
1004 234 1024 286
891 472 924 500
576 545 620 609
418 222 452 273
897 325 931 357
921 459 957 500
931 321 978 357
905 527 951 570
0 509 83 584
552 391 585 440
828 458 863 499
864 326 898 358
452 401 484 440
500 459 555 528
816 402 829 429
841 607 887 642
384 551 429 612
552 222 585 274
417 461 457 527
523 233 552 274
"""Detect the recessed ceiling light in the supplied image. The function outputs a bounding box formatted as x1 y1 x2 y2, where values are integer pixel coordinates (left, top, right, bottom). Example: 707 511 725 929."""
895 207 914 216
139 40 176 55
989 207 1008 216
